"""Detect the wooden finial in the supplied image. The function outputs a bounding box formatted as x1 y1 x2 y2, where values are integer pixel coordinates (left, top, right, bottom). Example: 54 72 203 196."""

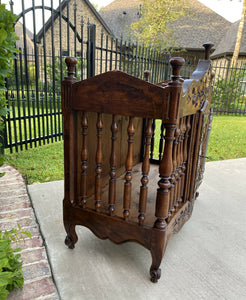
65 57 77 79
203 42 214 60
144 70 151 82
169 57 185 81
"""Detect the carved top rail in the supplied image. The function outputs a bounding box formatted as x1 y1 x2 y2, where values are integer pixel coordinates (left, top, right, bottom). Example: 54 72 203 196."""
62 42 214 124
179 42 214 117
69 70 167 120
62 58 184 124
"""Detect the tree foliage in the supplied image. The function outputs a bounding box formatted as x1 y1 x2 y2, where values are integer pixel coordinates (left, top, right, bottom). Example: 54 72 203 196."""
0 4 18 166
0 226 32 300
130 0 189 50
212 67 246 112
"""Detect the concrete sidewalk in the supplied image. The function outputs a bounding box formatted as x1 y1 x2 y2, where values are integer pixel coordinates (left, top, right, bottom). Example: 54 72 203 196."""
27 158 246 300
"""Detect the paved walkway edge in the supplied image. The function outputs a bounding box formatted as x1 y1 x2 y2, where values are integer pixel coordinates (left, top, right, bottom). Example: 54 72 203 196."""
0 164 60 300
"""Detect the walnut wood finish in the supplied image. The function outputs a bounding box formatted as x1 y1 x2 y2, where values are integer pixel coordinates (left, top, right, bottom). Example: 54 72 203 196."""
123 117 135 221
108 114 118 215
95 113 103 212
62 44 214 283
138 119 153 225
80 112 88 208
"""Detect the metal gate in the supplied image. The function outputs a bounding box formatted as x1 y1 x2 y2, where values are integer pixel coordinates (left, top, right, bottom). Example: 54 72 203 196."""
3 0 170 153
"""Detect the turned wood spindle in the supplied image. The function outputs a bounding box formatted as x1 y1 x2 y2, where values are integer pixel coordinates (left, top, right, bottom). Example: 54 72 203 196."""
185 115 195 202
63 57 77 206
182 116 190 203
154 124 176 229
154 57 184 229
144 70 151 82
169 57 185 82
150 120 156 159
138 119 153 225
80 112 88 207
123 117 135 221
65 57 77 80
177 120 184 208
95 113 103 212
187 114 199 201
158 122 165 161
169 162 176 221
108 115 118 216
169 121 179 216
166 125 177 221
173 124 181 212
178 118 186 206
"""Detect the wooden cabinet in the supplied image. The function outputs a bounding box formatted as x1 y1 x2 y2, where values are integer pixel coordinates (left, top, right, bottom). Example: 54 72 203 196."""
62 43 214 282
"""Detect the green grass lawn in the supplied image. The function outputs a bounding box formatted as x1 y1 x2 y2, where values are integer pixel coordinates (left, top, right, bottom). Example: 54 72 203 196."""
207 115 246 161
4 141 64 184
3 115 246 185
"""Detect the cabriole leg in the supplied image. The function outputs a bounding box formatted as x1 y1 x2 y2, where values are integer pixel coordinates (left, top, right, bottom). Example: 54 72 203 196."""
149 230 167 283
150 249 163 282
64 223 78 249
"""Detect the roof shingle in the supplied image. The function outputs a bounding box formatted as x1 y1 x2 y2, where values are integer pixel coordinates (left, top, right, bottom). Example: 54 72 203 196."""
100 0 231 50
211 20 246 58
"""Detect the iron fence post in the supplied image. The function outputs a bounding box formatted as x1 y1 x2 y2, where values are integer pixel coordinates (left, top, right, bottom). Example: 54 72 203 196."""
0 118 6 155
165 52 171 81
87 23 96 78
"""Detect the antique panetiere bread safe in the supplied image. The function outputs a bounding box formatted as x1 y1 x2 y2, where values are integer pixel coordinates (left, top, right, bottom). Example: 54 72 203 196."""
61 43 214 282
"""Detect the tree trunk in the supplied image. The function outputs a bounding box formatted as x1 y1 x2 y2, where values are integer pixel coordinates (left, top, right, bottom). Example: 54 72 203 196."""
230 0 246 68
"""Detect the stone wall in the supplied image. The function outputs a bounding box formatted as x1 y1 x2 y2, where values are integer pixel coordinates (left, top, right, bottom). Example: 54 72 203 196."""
38 0 116 77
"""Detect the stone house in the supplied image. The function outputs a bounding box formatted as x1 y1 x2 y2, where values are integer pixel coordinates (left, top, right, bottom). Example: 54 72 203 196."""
209 19 246 86
36 0 113 77
100 0 232 64
211 20 246 65
15 21 34 61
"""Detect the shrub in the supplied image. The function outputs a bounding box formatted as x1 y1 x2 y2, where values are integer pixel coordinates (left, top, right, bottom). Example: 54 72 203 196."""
0 3 19 170
0 226 31 300
212 68 246 112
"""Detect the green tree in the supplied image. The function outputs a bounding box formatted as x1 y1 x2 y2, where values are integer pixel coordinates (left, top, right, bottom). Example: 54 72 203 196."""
130 0 189 50
0 3 18 169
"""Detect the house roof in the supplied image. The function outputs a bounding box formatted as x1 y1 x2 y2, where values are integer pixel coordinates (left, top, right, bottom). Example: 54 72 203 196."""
99 0 143 41
36 0 113 43
211 19 246 58
100 0 231 50
15 21 34 52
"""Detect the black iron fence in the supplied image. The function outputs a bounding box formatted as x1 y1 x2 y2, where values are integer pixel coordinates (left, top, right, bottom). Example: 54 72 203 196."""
212 60 246 114
2 1 246 154
4 11 170 153
181 59 246 115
